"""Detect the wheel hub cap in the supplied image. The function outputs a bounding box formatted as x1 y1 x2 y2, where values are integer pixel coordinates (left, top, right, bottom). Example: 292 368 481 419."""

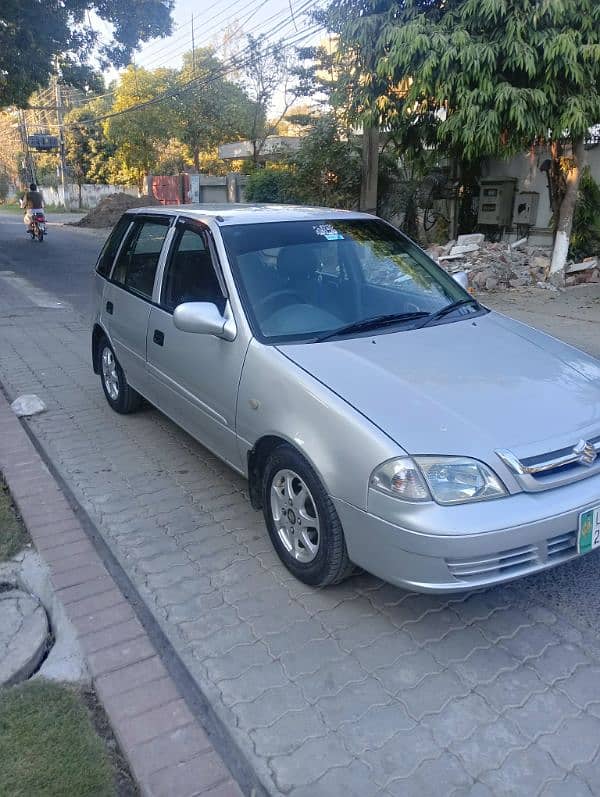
270 469 320 564
101 347 119 401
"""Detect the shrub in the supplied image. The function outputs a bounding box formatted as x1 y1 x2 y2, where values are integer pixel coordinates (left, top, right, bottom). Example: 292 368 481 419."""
569 168 600 261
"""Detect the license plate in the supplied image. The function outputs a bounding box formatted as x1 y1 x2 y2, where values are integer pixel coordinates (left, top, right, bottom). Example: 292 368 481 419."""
578 507 600 554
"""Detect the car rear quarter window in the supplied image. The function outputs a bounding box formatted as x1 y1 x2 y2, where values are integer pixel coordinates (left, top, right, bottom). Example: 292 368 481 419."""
111 218 171 299
95 215 132 277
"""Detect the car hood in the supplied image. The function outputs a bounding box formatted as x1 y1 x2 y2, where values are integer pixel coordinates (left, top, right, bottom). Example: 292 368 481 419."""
277 311 600 460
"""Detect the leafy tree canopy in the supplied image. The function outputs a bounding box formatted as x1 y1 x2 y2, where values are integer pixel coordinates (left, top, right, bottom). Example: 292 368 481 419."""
1 0 173 108
324 0 600 159
173 49 258 172
103 65 176 186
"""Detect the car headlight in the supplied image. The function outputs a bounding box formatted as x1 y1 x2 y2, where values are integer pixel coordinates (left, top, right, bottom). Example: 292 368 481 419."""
370 456 507 505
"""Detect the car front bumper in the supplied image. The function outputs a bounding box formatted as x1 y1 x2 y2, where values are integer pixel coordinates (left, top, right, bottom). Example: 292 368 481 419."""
333 472 600 592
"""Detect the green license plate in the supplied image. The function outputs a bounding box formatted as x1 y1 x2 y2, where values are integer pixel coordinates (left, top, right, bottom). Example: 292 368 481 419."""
578 506 600 554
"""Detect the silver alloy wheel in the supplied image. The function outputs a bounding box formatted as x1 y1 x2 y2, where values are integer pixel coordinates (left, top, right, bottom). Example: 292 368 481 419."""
270 468 320 563
101 346 120 401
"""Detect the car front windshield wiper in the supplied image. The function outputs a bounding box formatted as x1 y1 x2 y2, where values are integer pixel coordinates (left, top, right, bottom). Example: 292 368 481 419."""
414 297 481 329
315 311 430 343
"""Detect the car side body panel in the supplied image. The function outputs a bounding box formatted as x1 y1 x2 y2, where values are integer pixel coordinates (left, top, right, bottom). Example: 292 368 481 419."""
236 339 403 507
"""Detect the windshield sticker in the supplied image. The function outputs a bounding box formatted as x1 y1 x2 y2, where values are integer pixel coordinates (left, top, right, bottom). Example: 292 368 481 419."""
314 224 344 241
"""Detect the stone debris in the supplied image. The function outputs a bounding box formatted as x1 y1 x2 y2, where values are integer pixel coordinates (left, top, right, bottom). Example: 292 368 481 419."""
428 238 553 291
429 234 600 292
565 257 600 286
11 394 46 417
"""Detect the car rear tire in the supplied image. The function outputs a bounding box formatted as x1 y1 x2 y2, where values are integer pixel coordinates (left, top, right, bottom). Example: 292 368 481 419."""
99 339 142 414
262 445 354 586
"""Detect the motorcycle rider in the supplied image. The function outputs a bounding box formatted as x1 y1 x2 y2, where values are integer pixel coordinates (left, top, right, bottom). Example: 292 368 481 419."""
21 183 45 232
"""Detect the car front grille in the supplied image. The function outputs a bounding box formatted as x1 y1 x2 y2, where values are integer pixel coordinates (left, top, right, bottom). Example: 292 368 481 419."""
446 530 578 583
496 435 600 491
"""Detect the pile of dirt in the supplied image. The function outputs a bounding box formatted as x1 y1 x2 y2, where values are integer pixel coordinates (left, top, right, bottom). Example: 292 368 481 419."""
72 193 160 228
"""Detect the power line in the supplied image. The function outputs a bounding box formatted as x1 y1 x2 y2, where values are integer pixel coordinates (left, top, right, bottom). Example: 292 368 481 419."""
0 1 322 137
58 0 316 119
136 0 263 66
143 0 301 72
69 21 321 129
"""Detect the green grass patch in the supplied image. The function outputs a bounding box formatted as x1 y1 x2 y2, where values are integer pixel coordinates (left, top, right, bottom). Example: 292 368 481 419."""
0 478 30 560
0 681 117 797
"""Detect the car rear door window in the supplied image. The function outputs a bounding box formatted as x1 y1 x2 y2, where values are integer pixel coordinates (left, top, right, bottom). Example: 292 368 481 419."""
160 225 224 312
96 215 132 277
112 218 171 299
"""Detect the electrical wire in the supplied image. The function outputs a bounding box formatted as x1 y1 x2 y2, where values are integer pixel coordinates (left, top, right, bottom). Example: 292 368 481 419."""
68 20 321 128
0 0 323 135
54 0 318 117
142 0 306 71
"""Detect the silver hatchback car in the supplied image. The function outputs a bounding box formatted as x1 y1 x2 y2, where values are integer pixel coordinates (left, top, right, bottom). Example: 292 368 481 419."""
92 204 600 592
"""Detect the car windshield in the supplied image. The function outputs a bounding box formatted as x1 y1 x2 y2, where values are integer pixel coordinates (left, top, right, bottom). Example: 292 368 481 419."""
221 218 471 343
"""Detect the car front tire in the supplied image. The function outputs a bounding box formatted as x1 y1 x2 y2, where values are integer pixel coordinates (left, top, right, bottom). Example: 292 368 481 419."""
99 339 142 414
262 445 353 586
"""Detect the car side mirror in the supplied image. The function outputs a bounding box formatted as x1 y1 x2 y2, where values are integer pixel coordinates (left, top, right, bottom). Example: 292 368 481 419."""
452 271 469 291
173 301 237 341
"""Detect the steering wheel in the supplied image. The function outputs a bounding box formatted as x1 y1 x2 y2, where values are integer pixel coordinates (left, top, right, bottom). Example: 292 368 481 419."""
255 290 305 319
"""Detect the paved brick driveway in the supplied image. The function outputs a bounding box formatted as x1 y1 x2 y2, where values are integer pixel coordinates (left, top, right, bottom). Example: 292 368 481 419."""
1 282 600 796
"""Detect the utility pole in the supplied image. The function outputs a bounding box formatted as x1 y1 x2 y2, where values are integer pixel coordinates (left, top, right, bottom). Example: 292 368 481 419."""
18 109 36 186
54 62 70 210
191 15 196 74
359 126 379 214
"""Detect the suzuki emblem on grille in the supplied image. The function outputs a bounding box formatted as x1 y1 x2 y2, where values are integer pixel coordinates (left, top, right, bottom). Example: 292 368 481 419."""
574 439 598 466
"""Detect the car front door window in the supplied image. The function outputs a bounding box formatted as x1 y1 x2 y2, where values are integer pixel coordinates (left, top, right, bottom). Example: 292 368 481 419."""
161 226 224 312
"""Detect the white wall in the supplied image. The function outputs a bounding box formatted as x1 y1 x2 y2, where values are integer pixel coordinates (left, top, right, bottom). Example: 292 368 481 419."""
39 183 139 209
483 144 600 243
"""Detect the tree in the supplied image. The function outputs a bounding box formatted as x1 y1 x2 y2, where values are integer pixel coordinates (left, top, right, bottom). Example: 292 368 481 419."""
173 49 257 172
1 0 173 108
64 97 115 204
104 66 176 187
245 115 362 208
241 35 313 165
323 0 600 273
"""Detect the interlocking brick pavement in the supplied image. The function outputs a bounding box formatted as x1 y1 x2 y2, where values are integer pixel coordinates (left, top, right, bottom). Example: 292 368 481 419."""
0 381 243 797
2 285 600 796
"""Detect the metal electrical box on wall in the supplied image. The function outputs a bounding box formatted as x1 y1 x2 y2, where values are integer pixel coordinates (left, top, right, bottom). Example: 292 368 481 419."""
477 178 517 226
513 191 540 226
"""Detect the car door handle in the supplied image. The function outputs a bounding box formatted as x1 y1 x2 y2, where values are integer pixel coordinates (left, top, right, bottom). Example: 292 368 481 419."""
153 329 164 346
106 301 113 315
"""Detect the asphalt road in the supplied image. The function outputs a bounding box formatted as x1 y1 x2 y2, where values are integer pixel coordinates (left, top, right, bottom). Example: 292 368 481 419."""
0 211 107 319
1 208 600 634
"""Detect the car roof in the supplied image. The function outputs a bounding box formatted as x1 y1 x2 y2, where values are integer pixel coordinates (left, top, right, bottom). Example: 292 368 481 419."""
126 203 375 225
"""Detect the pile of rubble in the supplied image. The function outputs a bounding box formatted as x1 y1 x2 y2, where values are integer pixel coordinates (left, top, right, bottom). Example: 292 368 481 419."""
426 234 553 291
564 257 600 287
427 234 600 291
71 192 159 228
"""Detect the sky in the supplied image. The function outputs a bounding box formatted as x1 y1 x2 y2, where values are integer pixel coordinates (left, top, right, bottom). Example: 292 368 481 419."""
133 0 322 72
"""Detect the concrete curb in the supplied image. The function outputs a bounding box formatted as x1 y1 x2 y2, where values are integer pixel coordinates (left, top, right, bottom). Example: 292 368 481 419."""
0 394 244 797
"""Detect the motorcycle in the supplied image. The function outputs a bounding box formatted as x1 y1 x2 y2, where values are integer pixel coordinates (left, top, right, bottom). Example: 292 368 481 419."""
28 211 46 242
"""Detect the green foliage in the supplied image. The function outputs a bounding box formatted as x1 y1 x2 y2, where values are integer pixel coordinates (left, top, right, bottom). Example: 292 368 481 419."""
245 168 296 203
246 116 361 208
569 168 600 261
65 97 116 186
174 49 258 172
104 66 177 186
0 477 30 559
324 0 600 160
290 116 361 208
0 0 173 108
0 172 9 203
